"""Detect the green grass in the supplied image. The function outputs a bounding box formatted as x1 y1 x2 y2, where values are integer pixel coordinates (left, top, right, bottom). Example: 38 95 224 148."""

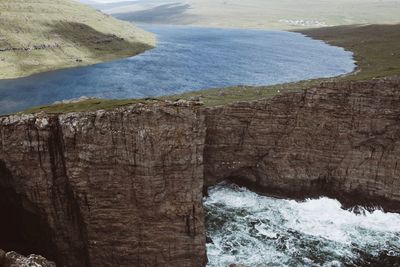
298 24 400 80
161 23 400 106
108 0 400 30
24 98 161 114
0 0 155 79
23 23 400 113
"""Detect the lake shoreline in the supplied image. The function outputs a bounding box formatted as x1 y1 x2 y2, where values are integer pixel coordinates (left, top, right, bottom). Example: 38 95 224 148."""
0 25 355 115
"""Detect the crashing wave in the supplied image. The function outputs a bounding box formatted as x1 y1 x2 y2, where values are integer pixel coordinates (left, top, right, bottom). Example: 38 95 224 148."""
204 183 400 267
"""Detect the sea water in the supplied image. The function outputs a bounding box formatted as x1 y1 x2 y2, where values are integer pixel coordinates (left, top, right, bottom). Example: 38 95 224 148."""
205 183 400 267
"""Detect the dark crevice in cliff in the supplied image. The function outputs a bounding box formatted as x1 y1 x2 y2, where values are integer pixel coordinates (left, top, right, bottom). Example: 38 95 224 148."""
47 117 91 267
0 160 58 262
185 204 197 237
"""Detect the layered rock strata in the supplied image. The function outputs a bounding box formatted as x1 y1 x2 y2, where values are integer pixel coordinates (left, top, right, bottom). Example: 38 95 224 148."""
0 78 399 266
204 78 400 210
0 102 206 266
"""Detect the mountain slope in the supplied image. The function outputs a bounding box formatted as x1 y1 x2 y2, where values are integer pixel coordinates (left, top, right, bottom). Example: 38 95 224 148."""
0 0 155 79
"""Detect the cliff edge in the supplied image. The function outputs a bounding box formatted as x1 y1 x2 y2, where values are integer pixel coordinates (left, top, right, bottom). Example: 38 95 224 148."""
205 77 400 211
0 78 400 265
0 102 206 266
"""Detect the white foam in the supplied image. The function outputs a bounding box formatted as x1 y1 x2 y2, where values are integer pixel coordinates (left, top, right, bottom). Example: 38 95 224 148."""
205 184 400 267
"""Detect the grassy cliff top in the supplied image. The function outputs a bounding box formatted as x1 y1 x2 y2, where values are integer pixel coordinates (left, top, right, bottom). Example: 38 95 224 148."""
0 0 155 79
25 23 400 113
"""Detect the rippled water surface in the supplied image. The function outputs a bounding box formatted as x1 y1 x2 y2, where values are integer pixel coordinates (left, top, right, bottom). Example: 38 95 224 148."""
205 184 400 267
0 25 355 114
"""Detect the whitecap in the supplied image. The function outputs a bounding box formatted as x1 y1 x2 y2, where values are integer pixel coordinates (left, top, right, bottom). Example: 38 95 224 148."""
205 183 400 267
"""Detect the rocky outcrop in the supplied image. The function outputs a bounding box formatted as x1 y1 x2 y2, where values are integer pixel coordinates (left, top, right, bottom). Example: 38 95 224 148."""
0 78 400 266
0 249 56 267
0 102 206 266
204 77 400 211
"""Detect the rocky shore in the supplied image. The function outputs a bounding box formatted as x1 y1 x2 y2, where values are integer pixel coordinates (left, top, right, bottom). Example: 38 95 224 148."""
0 77 399 265
0 249 55 267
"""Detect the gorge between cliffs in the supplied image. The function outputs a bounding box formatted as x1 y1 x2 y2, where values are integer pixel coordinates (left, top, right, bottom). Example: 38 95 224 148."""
0 77 400 266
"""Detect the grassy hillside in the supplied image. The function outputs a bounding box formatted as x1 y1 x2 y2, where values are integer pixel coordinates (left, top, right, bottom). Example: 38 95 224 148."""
25 23 400 113
158 23 400 106
0 0 155 79
299 24 400 80
104 0 400 30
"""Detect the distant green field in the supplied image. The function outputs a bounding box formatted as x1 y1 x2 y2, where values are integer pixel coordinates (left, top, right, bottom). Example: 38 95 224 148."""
25 23 400 113
105 0 400 30
0 0 155 79
299 24 400 80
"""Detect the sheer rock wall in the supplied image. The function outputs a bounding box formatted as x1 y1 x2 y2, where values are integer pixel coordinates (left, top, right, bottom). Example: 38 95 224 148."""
1 78 400 266
0 103 206 266
204 78 400 210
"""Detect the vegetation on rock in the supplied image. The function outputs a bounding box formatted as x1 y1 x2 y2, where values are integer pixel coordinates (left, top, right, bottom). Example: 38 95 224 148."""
25 23 400 113
0 0 155 79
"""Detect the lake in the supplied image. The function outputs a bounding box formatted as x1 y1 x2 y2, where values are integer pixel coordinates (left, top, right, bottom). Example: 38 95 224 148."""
0 25 355 114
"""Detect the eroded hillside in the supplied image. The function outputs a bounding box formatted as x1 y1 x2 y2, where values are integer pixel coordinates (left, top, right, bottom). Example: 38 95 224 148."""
0 0 155 79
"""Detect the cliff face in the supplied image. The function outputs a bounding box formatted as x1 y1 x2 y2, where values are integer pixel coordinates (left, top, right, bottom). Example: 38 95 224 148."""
0 78 400 266
204 78 400 210
0 103 206 266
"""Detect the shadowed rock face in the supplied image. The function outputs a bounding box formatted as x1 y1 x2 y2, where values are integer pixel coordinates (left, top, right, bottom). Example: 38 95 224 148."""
204 77 400 211
0 78 400 266
0 103 206 266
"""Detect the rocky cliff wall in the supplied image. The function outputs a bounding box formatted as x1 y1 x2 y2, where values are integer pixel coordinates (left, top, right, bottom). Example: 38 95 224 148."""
1 78 400 266
0 102 206 267
204 78 400 211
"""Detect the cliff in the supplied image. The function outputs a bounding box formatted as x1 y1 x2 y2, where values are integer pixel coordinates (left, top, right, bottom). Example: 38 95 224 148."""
0 78 400 266
204 77 400 210
0 102 206 266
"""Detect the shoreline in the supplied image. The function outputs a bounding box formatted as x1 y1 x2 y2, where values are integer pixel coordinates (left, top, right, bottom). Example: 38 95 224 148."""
3 23 399 115
0 23 349 81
